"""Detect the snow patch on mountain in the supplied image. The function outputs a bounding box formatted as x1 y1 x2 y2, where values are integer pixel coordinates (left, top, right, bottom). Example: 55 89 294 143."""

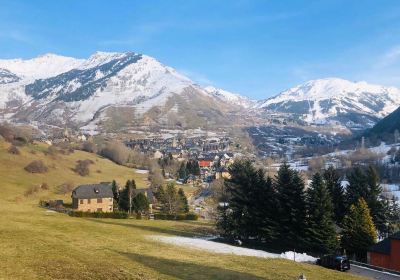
71 54 194 123
204 86 255 108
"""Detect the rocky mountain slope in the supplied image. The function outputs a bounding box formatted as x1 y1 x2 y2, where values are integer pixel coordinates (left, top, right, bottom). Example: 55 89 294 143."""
0 52 251 133
256 78 400 129
365 105 400 142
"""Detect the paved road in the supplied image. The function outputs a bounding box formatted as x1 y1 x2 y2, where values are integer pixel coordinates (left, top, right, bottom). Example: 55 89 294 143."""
349 264 400 280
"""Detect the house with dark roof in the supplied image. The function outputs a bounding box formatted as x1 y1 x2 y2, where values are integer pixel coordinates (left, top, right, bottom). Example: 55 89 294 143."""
215 167 231 180
71 183 114 213
368 231 400 272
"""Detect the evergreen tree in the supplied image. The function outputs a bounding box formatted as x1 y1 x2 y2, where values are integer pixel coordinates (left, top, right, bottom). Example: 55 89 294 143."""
118 180 136 214
218 160 275 242
186 161 193 175
256 172 279 242
154 185 165 204
365 165 386 233
111 180 119 202
346 167 369 208
177 162 187 179
387 196 400 235
160 182 181 215
274 163 307 250
341 198 377 262
131 179 137 189
132 192 149 215
323 166 346 225
178 188 189 213
192 161 201 176
306 172 338 255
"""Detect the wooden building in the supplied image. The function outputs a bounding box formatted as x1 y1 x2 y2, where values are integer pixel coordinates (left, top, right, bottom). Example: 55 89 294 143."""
368 232 400 272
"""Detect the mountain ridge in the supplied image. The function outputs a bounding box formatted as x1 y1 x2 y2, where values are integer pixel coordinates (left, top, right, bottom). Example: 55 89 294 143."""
1 52 400 133
256 77 400 129
0 51 248 133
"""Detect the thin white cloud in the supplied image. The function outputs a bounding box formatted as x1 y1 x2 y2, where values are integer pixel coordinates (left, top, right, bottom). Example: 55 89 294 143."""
178 69 214 86
0 28 33 44
377 45 400 68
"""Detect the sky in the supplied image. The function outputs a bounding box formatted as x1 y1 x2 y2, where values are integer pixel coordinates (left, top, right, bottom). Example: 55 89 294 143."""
1 0 400 99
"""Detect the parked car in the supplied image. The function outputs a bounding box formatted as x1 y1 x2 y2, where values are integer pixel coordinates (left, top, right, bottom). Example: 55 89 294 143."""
316 255 350 271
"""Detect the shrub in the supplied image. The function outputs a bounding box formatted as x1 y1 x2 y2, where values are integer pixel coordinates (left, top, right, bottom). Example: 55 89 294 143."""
56 182 75 195
7 145 20 155
185 212 199 220
82 141 98 153
40 200 64 208
176 214 186 220
24 160 48 173
69 211 128 219
24 185 40 197
12 136 28 146
100 141 131 165
154 213 199 220
45 146 59 156
73 159 93 176
0 123 15 142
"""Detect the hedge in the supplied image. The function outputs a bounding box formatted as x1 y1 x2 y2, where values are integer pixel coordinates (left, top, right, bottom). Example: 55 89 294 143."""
154 212 199 221
69 211 128 219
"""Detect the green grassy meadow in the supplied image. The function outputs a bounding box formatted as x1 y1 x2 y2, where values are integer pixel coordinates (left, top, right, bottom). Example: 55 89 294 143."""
0 140 365 279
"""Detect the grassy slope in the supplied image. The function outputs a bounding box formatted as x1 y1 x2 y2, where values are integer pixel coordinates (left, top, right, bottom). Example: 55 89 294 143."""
0 141 364 279
0 140 148 200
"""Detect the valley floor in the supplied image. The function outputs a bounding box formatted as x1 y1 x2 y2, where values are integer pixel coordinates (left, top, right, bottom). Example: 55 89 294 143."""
0 141 365 279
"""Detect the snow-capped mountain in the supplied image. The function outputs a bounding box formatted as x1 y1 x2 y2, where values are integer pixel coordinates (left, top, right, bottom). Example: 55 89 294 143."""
0 51 249 133
204 86 255 108
0 53 84 80
256 78 400 129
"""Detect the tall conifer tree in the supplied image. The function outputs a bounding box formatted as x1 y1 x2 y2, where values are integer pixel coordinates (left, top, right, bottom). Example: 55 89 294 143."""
306 172 338 254
275 163 307 250
323 166 346 225
365 165 386 233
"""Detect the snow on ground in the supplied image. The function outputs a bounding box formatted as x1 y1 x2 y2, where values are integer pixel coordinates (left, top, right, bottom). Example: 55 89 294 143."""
135 169 149 174
149 235 317 263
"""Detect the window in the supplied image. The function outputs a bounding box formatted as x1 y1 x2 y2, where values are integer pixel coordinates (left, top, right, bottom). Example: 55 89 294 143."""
109 198 113 202
80 199 84 204
97 198 102 203
87 199 91 204
97 208 102 212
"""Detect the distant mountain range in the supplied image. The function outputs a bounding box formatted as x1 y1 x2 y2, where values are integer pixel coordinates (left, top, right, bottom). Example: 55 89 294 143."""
0 52 249 133
1 52 400 134
256 78 400 129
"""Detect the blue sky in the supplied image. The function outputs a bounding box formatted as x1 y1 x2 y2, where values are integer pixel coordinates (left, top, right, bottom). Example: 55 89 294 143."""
1 0 400 99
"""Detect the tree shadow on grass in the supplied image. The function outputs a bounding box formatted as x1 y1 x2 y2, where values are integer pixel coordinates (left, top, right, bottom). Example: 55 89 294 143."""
118 251 266 280
88 218 206 237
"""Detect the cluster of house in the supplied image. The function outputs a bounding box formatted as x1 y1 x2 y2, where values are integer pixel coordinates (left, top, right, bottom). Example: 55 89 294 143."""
125 136 241 183
125 136 233 159
247 125 341 159
37 127 91 145
197 152 235 181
